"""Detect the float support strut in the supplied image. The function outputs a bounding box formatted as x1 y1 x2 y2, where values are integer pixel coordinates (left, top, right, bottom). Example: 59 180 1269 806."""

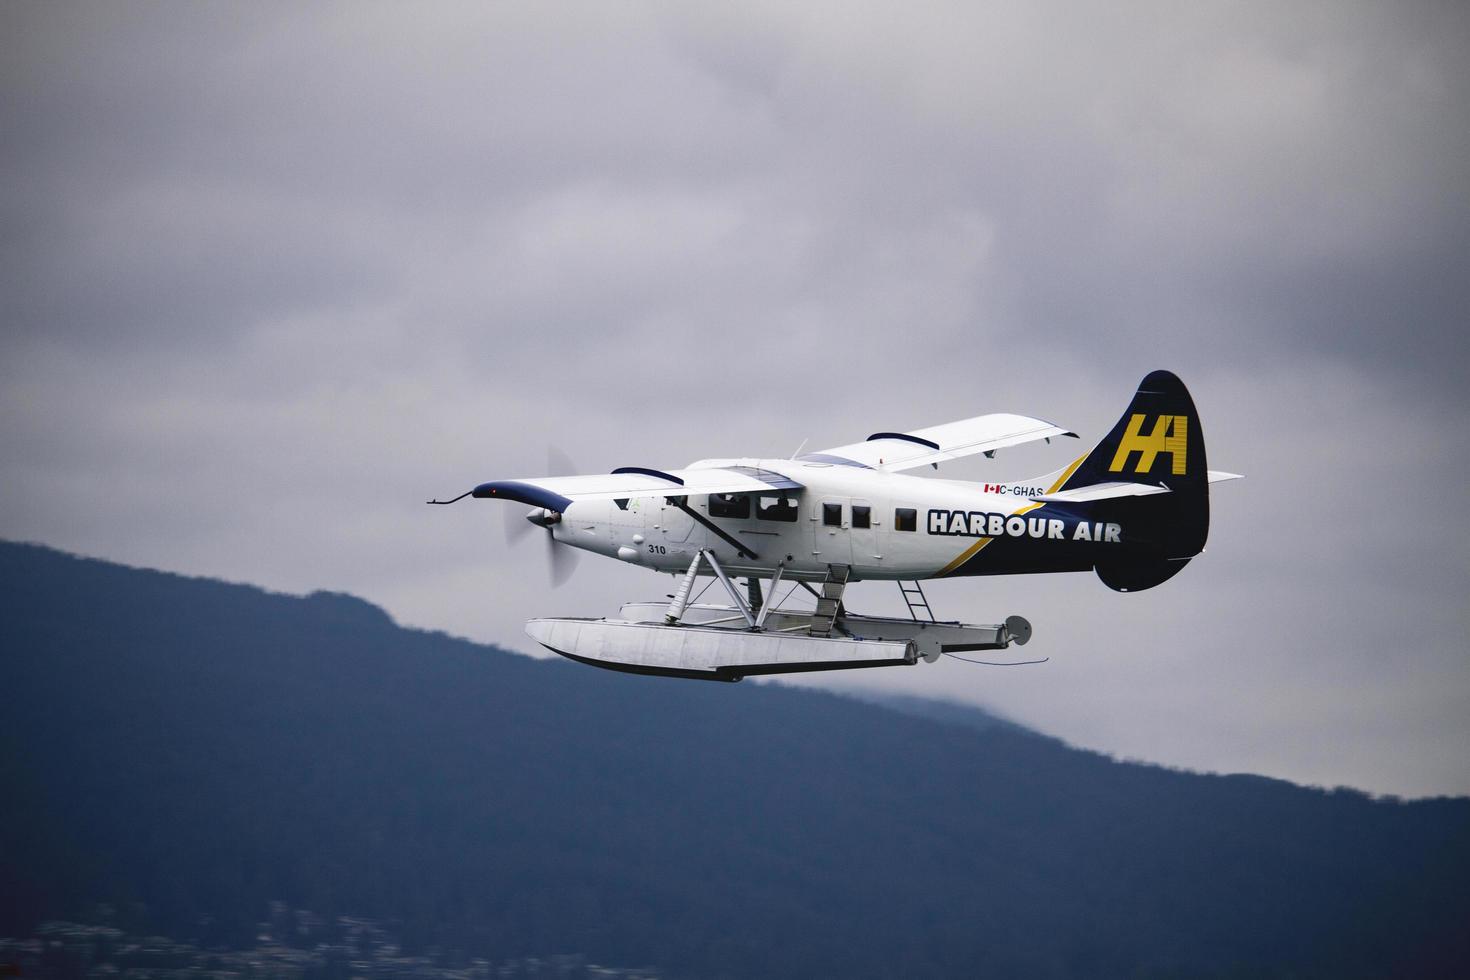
702 549 757 629
754 563 785 630
665 552 704 624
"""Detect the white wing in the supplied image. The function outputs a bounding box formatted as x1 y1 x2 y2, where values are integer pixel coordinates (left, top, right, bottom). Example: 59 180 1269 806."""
457 464 802 511
805 413 1076 472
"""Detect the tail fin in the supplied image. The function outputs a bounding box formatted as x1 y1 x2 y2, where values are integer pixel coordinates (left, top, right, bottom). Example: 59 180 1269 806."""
1062 370 1210 591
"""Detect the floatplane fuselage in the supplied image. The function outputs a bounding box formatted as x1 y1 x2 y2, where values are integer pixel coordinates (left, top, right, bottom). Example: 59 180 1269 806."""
534 460 1125 584
433 371 1239 680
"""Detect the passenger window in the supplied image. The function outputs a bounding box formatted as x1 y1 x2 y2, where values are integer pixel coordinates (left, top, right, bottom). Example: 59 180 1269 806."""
709 493 750 519
852 504 871 529
822 502 843 527
895 508 917 532
758 495 799 522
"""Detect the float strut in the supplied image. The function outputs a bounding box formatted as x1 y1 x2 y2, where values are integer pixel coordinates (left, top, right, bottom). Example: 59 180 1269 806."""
754 562 785 630
665 552 704 624
702 550 757 629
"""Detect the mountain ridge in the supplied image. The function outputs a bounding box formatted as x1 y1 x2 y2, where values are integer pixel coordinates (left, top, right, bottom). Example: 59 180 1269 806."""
2 539 1466 978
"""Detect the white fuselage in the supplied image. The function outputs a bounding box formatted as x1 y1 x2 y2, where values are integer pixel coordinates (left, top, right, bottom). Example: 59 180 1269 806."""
549 456 1117 583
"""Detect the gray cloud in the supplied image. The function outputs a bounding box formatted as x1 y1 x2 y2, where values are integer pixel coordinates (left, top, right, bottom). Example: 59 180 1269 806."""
2 1 1467 796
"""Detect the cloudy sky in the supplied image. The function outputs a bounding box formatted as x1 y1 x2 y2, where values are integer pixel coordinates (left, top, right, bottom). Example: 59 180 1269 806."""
4 1 1467 797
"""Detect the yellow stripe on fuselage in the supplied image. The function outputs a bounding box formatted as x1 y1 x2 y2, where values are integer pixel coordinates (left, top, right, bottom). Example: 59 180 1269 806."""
937 454 1087 576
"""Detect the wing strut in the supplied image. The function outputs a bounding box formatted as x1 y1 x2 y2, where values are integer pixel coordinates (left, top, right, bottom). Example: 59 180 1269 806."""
665 497 759 560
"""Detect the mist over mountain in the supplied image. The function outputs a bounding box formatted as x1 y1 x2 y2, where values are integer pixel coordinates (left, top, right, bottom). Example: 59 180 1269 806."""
2 540 1466 978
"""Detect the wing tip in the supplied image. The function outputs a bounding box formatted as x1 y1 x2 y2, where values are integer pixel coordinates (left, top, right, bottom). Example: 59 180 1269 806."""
472 480 575 512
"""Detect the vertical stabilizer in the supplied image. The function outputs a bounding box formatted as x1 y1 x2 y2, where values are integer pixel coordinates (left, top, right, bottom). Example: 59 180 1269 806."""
1065 371 1211 590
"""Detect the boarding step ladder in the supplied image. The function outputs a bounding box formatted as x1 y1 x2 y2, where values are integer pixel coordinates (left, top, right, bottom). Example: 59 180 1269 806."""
809 564 851 637
898 580 936 622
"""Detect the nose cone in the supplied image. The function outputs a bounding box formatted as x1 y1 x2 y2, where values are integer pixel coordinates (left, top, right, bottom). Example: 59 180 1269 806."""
525 507 561 528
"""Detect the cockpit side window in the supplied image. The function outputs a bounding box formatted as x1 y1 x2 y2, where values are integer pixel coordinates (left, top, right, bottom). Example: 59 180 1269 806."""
758 495 799 522
708 493 750 519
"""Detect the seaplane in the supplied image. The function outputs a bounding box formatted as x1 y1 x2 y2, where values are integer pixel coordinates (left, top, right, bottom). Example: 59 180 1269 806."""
432 370 1240 681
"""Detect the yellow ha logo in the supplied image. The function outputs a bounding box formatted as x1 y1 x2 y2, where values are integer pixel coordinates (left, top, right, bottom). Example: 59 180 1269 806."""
1109 414 1188 475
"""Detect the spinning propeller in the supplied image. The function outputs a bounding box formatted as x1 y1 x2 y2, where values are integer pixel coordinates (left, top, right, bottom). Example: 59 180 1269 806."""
500 446 580 587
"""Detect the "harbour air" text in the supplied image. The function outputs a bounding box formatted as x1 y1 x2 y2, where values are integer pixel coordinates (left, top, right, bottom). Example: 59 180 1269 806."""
927 509 1122 543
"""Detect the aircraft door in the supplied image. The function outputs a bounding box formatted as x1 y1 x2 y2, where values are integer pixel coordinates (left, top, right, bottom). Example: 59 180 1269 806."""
750 492 801 562
811 498 854 567
848 499 880 574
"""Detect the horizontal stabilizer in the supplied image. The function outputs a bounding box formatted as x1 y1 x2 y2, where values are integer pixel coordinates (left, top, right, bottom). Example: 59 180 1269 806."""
1031 481 1171 504
1032 468 1236 503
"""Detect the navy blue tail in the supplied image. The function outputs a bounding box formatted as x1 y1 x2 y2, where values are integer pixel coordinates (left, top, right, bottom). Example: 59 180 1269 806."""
1064 370 1210 591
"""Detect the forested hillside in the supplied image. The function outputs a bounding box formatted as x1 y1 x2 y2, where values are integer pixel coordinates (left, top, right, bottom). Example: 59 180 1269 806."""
2 541 1465 978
